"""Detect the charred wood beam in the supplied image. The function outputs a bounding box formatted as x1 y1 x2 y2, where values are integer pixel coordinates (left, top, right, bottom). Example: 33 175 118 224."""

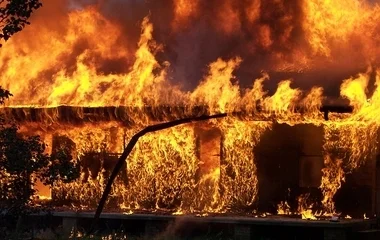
320 105 353 120
0 105 353 124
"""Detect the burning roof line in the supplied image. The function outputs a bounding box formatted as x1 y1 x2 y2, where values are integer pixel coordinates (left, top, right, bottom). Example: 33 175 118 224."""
0 104 353 124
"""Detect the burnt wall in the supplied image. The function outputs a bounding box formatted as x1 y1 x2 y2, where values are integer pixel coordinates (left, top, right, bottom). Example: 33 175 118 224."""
255 124 324 213
27 116 377 216
255 123 377 217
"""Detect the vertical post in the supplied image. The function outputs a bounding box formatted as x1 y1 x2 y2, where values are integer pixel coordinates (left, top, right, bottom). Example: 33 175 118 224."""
35 133 53 199
324 111 329 121
123 129 126 150
376 154 380 220
371 154 377 216
376 129 380 222
194 124 222 209
196 125 222 176
219 133 224 196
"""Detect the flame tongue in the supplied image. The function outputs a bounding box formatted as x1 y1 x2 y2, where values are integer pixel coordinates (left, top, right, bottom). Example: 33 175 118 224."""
0 0 379 108
1 0 380 218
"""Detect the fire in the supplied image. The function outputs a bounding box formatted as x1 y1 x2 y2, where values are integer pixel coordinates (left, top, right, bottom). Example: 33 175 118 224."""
303 0 380 58
219 119 270 211
262 80 301 118
277 201 291 215
216 0 241 35
172 209 184 216
0 0 379 219
301 210 317 221
48 16 169 107
245 0 261 24
0 6 131 106
172 0 200 30
320 156 345 214
296 195 320 220
190 57 242 113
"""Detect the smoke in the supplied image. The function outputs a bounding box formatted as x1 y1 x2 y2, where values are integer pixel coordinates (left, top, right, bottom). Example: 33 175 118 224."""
164 0 307 91
4 0 380 100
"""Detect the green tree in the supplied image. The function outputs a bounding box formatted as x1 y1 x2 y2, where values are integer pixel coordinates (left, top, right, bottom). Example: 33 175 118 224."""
0 0 42 44
0 2 75 238
0 87 80 238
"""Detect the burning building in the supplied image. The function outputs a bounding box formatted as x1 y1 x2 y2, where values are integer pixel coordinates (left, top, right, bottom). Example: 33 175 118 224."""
0 0 380 224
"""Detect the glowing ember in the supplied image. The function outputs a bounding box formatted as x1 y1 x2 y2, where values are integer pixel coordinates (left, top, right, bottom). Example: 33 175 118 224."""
277 201 291 215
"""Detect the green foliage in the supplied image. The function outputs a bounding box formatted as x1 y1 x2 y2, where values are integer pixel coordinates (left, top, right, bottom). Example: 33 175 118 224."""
0 0 42 43
0 87 80 238
0 124 80 207
0 87 11 103
42 137 80 185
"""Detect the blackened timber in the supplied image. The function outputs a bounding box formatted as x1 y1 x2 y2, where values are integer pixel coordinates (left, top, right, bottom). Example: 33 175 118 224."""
320 105 354 120
0 105 353 124
1 106 210 125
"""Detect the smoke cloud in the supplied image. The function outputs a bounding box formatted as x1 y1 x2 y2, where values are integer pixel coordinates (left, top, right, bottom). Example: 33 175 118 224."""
2 0 380 102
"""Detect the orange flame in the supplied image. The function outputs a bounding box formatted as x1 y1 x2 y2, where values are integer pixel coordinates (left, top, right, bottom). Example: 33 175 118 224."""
0 0 379 218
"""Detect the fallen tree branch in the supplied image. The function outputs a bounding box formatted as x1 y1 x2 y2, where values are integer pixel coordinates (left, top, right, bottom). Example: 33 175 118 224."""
91 113 227 231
